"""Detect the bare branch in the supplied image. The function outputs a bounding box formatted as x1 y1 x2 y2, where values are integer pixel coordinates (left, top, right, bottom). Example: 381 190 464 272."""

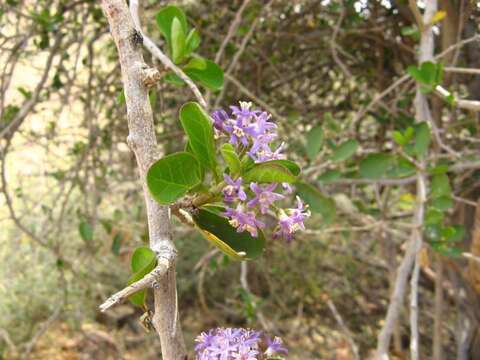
215 0 251 64
99 261 169 312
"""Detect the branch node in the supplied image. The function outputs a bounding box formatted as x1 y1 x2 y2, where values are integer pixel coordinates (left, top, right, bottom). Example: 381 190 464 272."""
141 67 162 88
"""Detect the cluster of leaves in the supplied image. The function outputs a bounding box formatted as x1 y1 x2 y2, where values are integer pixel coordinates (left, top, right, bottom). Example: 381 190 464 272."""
156 6 224 91
407 61 444 94
304 112 465 257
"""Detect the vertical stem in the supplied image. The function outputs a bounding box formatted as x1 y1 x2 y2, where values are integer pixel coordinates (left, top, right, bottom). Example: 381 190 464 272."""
101 1 186 358
433 255 444 360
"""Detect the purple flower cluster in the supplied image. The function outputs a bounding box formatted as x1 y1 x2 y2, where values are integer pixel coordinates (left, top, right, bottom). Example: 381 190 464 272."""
195 327 288 360
213 102 310 242
212 101 284 163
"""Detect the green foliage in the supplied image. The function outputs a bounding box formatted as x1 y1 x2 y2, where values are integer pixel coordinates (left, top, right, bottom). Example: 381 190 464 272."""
243 162 296 183
156 5 188 54
220 143 241 176
155 6 223 91
171 17 186 64
330 139 358 162
359 153 393 179
78 221 93 242
430 174 451 199
407 61 443 93
183 57 224 91
414 122 431 158
111 233 122 256
128 247 157 306
146 152 201 204
318 170 341 183
192 206 265 260
295 182 336 224
306 125 324 160
180 102 218 174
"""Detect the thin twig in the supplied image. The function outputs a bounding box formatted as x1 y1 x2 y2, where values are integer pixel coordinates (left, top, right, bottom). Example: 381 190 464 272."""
329 3 352 77
99 261 169 312
215 0 251 64
325 296 360 360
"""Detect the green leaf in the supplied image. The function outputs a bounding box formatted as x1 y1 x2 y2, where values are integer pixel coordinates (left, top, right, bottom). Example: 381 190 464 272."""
407 61 443 93
147 152 201 204
79 221 93 242
179 102 218 173
185 28 201 54
111 233 122 256
429 164 449 175
171 17 186 64
431 195 453 211
306 126 324 160
425 224 442 241
387 158 416 178
243 162 296 183
392 131 406 146
261 160 301 176
128 247 157 306
164 73 185 86
318 170 341 183
295 182 336 224
401 25 420 41
192 207 265 260
430 173 451 199
425 207 444 225
330 140 359 162
220 143 241 176
359 153 393 179
156 6 187 52
414 122 431 158
444 225 465 242
184 57 224 91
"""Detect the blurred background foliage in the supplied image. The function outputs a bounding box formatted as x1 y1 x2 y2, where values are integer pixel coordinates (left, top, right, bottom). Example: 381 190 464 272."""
1 0 480 359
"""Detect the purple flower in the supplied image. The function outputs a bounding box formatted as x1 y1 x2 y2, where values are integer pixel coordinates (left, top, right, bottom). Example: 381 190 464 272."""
248 132 278 159
232 347 259 360
195 330 216 353
224 205 265 237
274 196 310 241
211 109 230 131
247 183 284 214
250 111 277 136
222 174 247 203
252 142 287 163
264 336 288 356
195 327 287 360
224 116 254 147
230 101 259 123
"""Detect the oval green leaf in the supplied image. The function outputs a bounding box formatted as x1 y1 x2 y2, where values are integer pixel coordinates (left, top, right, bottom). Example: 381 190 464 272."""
184 57 224 91
359 153 393 179
147 152 201 205
128 247 157 306
306 125 324 160
156 6 187 52
79 221 93 242
171 17 186 64
180 102 218 173
192 207 265 260
261 160 301 176
243 162 296 183
330 140 358 162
